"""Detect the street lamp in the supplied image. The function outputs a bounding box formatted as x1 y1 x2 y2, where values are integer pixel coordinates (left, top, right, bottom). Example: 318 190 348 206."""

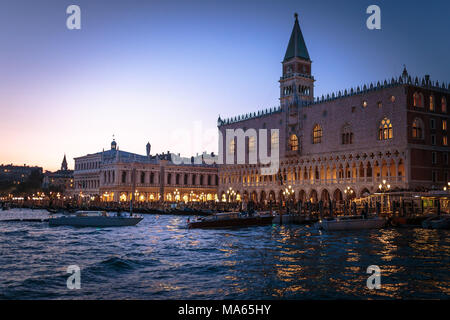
378 179 391 192
173 189 180 202
344 186 354 195
226 187 236 202
378 180 391 212
283 185 294 212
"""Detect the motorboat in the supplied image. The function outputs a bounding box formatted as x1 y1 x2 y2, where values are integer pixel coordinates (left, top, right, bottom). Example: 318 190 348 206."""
422 214 450 230
187 211 274 229
48 211 143 227
270 212 319 225
315 215 386 231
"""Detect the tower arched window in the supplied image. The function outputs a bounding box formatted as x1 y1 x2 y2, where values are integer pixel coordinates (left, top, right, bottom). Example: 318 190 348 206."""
289 134 299 151
378 117 393 140
312 124 323 144
412 118 424 139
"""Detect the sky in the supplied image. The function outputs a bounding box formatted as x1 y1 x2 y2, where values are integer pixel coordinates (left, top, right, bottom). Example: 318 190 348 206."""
0 0 449 171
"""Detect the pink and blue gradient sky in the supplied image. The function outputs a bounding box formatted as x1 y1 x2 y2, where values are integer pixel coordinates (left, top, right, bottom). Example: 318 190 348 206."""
0 0 449 171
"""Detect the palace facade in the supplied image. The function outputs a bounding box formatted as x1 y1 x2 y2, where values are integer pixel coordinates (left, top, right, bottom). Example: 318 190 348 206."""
217 14 449 204
73 140 218 202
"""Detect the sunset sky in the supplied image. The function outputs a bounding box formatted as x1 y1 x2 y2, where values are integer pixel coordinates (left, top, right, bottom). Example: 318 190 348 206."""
0 0 449 171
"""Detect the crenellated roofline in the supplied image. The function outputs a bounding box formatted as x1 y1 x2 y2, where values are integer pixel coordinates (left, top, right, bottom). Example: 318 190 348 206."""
218 73 449 127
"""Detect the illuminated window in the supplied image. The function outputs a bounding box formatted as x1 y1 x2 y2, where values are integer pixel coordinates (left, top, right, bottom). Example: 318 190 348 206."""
412 118 424 139
248 136 256 153
271 130 279 148
444 136 448 146
378 117 393 140
229 139 235 155
289 134 299 151
443 120 447 131
312 124 322 144
430 95 435 111
390 95 396 103
442 97 447 113
413 92 423 107
362 101 368 108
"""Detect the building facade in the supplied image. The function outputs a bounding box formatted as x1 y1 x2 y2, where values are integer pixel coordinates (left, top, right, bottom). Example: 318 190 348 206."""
73 140 219 202
42 155 74 193
217 14 450 204
0 164 43 189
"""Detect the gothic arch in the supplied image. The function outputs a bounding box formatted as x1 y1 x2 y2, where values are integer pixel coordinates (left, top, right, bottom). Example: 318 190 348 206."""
309 189 318 203
333 188 343 202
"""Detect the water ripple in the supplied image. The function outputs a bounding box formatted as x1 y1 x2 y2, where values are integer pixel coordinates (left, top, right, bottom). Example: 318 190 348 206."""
0 209 449 299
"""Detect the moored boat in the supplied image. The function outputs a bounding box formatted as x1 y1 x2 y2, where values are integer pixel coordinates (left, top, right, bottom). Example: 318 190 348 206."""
48 211 143 227
271 212 319 225
187 211 274 229
315 215 386 231
422 214 450 230
390 215 433 228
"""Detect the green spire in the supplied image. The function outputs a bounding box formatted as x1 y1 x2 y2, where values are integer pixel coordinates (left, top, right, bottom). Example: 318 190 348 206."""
283 13 310 62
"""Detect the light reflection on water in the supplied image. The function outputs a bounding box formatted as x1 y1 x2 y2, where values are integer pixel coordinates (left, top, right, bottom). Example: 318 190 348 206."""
0 208 449 299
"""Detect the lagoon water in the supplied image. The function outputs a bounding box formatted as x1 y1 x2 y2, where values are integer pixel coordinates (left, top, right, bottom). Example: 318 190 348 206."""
0 208 449 299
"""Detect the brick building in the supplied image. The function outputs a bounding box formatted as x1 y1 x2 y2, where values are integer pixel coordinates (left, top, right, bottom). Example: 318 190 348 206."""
217 14 449 204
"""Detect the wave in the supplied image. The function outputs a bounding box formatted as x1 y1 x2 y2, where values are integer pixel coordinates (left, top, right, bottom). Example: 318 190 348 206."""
1 230 29 237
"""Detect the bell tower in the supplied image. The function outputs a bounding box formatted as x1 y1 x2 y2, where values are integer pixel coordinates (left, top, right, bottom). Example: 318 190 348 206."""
280 13 314 156
280 13 314 106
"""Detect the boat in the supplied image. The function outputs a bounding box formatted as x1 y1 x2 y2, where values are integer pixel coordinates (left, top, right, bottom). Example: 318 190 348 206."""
422 214 450 230
315 215 386 231
187 211 274 229
1 202 11 211
48 211 143 227
271 212 319 225
390 215 433 228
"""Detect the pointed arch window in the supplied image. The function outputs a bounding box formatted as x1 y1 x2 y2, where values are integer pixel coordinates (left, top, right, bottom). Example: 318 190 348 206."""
271 130 279 149
289 134 299 151
312 124 322 144
378 118 393 140
430 95 435 111
341 123 353 144
412 118 424 139
228 139 235 155
248 136 256 153
413 92 424 108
